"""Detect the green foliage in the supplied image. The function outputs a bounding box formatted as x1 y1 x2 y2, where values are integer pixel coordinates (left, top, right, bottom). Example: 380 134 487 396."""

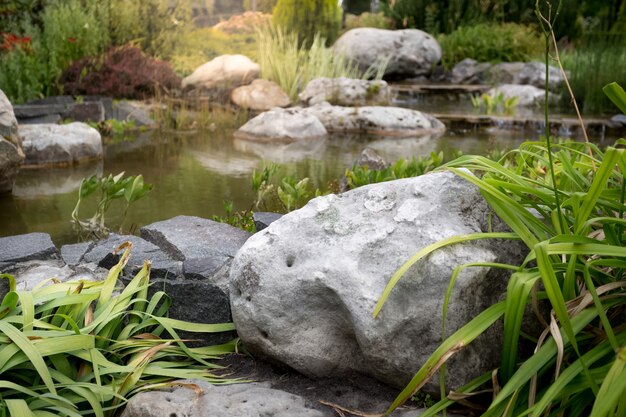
256 25 384 101
603 82 626 114
470 92 519 115
212 201 256 233
439 23 541 69
272 0 342 46
0 245 237 416
243 0 278 13
344 12 394 30
71 172 153 238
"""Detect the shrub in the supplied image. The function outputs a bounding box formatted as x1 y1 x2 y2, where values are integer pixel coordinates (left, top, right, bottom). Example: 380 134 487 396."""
344 12 394 30
439 22 541 69
0 244 237 416
60 45 181 99
272 0 342 46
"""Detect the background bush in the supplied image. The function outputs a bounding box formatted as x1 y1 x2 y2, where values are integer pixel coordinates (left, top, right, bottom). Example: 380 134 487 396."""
272 0 341 46
344 12 394 30
439 23 541 69
243 0 277 13
60 46 181 99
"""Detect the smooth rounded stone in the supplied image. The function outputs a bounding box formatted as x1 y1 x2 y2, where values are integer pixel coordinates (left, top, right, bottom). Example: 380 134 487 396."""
299 77 391 106
487 61 563 91
230 171 525 393
120 381 325 417
333 28 441 78
253 212 283 232
233 135 327 163
231 79 291 111
19 122 103 167
0 233 58 266
182 54 260 90
234 108 328 142
487 84 556 107
12 161 102 198
304 103 445 136
0 138 22 194
450 58 493 84
81 234 182 279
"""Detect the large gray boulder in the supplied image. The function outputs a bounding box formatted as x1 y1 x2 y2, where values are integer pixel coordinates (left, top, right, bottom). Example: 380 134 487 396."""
0 89 24 194
121 381 324 417
234 108 328 142
231 79 291 111
304 103 445 136
19 123 103 167
182 54 260 90
333 28 441 78
230 171 524 392
299 77 391 106
0 89 23 153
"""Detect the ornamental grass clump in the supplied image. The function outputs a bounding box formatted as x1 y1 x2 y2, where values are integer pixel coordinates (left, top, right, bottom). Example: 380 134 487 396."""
373 2 626 415
0 243 238 416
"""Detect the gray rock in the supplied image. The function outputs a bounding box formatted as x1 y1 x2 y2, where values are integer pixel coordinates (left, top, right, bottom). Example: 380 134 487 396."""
230 171 524 393
0 89 23 150
182 54 260 90
26 96 75 106
334 28 441 78
120 381 325 417
304 103 445 136
0 138 23 194
357 147 387 170
111 101 156 127
611 114 626 126
450 58 492 84
231 79 291 111
60 241 94 266
299 77 391 106
18 114 62 125
13 104 68 119
82 234 182 278
253 212 283 232
234 108 328 142
0 233 58 265
488 62 564 91
487 84 557 107
66 101 105 123
19 122 103 166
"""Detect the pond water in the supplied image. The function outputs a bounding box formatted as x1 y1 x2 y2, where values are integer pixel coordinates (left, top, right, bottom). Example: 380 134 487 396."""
1 93 622 247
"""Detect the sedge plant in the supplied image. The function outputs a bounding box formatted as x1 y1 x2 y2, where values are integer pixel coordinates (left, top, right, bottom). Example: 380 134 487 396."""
0 243 238 416
373 1 626 416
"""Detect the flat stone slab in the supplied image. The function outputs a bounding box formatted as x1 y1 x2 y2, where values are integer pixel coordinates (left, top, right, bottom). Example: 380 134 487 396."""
0 233 58 265
253 212 283 232
121 381 325 417
60 241 94 266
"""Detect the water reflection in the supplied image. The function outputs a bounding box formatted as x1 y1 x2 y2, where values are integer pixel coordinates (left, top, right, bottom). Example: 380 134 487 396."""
13 162 103 199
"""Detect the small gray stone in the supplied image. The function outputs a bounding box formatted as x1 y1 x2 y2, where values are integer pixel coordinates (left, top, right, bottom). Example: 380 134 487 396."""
60 241 94 266
112 101 156 127
611 114 626 126
450 58 492 84
0 233 58 265
66 101 105 123
234 108 328 142
253 212 283 232
299 77 391 106
121 381 325 417
357 147 387 170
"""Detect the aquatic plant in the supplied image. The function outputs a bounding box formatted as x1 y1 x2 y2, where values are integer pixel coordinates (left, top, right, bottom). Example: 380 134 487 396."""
0 243 237 416
375 2 626 415
470 92 520 115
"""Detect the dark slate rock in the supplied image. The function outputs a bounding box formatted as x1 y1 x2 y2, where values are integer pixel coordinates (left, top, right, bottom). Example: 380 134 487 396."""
112 101 155 127
183 255 230 280
253 212 283 232
60 241 94 266
13 104 70 119
82 234 182 278
140 216 251 261
0 233 57 265
83 96 113 119
26 96 75 106
18 114 62 125
66 101 105 123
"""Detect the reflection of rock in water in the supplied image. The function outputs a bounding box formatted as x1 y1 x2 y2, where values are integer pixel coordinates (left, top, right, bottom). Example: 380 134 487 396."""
365 134 439 161
233 136 328 164
13 161 103 198
191 148 260 177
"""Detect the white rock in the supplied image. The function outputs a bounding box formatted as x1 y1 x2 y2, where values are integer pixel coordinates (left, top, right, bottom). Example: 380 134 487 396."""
333 28 441 78
230 171 525 392
304 102 445 136
182 54 260 90
231 79 291 110
19 123 103 166
234 107 327 142
299 77 391 106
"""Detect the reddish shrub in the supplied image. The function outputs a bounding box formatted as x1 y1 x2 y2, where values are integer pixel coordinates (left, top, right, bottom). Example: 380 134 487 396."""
59 45 181 99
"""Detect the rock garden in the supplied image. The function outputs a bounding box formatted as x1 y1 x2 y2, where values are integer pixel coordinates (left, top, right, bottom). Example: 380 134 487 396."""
1 0 626 416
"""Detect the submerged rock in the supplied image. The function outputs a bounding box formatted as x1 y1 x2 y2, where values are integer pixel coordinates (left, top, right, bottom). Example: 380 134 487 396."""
182 54 260 90
230 171 524 392
19 122 103 167
231 79 291 111
304 103 445 136
299 77 391 106
234 108 328 142
333 28 441 79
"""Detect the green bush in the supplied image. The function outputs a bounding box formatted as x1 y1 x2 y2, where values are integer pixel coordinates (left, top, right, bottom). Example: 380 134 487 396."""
344 12 394 30
272 0 342 46
439 22 541 69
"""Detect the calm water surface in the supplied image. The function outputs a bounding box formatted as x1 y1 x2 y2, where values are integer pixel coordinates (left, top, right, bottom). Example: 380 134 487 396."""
0 123 613 246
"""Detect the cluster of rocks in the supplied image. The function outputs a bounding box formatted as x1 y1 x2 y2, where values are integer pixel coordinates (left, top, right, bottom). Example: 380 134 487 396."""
2 172 526 416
